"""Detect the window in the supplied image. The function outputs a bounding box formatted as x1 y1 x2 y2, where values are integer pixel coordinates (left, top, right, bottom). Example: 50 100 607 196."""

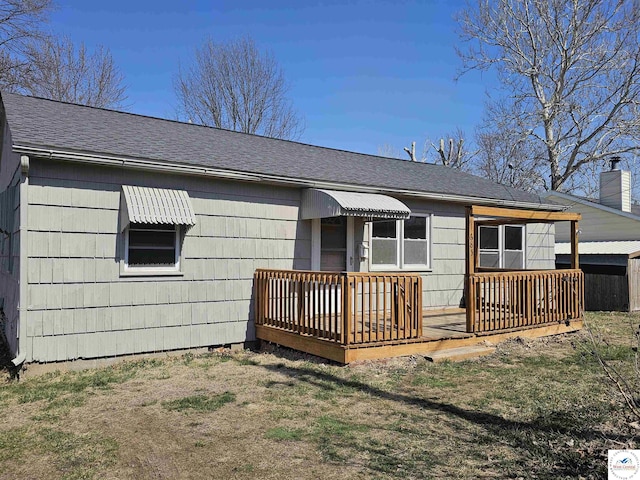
124 223 181 272
370 215 431 270
371 220 398 266
478 224 525 269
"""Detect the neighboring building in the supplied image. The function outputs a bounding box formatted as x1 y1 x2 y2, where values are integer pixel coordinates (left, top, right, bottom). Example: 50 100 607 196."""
544 160 640 311
0 92 563 364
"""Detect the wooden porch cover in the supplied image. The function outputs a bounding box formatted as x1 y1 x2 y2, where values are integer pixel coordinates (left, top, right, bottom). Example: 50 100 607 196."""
465 205 582 333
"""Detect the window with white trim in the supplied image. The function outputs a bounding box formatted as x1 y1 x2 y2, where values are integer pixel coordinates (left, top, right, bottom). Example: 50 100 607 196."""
370 215 431 270
124 223 181 272
478 224 525 269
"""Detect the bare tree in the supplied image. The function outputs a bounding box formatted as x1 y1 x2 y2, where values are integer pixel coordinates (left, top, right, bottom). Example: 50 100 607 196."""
0 0 53 90
24 36 127 108
174 36 304 140
377 143 402 159
427 128 474 170
457 0 640 193
471 99 548 191
475 128 546 193
404 141 417 161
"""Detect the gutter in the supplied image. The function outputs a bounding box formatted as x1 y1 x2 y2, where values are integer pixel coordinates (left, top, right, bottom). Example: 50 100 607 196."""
13 144 565 212
11 155 29 368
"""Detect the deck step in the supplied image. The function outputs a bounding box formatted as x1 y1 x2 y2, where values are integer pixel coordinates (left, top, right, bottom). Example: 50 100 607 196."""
425 345 496 363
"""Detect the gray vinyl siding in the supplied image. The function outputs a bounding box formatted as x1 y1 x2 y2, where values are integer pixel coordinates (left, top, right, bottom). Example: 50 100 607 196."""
23 157 558 362
546 192 640 242
0 174 20 355
0 120 22 356
25 159 310 362
421 201 466 308
526 223 556 270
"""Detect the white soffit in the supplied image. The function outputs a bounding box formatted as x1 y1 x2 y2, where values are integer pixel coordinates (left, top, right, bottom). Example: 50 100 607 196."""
556 240 640 257
301 188 411 220
121 185 197 230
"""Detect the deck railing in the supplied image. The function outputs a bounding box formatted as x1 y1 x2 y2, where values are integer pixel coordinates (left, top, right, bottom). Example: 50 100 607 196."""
254 269 423 345
467 269 584 333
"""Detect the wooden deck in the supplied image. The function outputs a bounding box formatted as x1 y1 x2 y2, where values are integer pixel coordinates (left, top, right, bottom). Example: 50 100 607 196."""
255 206 584 363
256 308 582 364
254 268 584 364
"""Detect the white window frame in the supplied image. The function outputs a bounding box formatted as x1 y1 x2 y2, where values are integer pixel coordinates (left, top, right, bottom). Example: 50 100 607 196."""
121 223 183 276
478 224 526 269
369 214 432 271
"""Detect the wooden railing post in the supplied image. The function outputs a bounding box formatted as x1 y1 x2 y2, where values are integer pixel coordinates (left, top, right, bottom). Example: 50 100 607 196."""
254 270 262 325
416 275 423 337
525 273 533 326
342 272 351 345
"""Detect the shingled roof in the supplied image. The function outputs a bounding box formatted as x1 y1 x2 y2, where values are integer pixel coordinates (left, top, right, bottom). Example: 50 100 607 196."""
2 92 551 207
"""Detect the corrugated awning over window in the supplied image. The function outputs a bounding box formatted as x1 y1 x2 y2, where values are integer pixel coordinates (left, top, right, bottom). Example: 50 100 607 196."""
120 185 197 231
300 188 411 220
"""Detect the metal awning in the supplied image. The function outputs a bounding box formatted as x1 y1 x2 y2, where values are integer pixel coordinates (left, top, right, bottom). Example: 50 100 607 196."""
556 240 640 258
300 188 411 220
120 185 197 231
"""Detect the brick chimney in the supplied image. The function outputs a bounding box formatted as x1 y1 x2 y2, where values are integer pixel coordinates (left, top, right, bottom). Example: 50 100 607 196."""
599 157 631 212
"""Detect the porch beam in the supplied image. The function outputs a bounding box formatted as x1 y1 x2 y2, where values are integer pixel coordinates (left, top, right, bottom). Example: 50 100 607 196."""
470 205 581 222
475 219 552 227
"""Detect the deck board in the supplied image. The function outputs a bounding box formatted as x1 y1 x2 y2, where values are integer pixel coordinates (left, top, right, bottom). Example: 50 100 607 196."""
421 312 469 339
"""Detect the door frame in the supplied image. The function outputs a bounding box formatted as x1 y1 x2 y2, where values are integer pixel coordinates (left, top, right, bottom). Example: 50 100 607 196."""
311 217 354 271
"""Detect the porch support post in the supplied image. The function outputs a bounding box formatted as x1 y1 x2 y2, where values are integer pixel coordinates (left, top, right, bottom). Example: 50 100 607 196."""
466 207 476 276
465 206 476 332
570 220 579 270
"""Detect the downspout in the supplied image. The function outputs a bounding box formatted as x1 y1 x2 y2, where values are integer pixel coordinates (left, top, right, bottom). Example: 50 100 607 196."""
11 155 29 368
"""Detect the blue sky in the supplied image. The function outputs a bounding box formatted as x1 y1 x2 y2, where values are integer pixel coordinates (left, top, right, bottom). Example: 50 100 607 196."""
48 0 491 156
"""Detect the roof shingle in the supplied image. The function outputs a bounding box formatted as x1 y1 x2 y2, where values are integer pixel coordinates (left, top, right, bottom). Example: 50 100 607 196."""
2 92 548 206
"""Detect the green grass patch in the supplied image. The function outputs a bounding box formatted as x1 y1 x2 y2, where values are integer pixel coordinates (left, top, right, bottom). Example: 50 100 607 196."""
0 427 30 458
264 426 305 441
235 357 259 366
11 365 136 405
315 415 369 436
162 392 236 412
410 375 455 388
312 415 371 462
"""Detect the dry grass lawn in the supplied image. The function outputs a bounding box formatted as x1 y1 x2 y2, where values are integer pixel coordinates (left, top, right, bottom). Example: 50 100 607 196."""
1 312 638 479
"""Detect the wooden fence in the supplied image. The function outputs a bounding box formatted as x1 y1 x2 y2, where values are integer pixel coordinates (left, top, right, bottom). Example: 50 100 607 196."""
254 269 423 345
468 269 584 333
584 273 628 311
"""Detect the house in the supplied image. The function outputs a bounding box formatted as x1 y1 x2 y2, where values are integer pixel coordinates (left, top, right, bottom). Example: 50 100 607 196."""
0 92 582 366
544 160 640 311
